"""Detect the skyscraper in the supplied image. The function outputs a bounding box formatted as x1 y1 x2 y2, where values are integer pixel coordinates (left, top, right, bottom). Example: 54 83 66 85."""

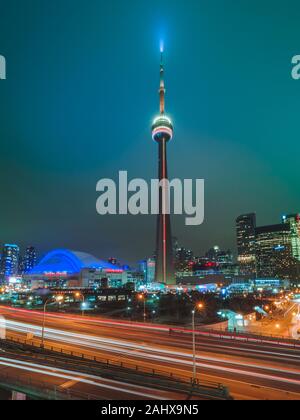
236 213 257 277
282 214 300 261
0 244 20 278
152 46 174 284
255 224 295 279
175 247 194 273
21 246 37 274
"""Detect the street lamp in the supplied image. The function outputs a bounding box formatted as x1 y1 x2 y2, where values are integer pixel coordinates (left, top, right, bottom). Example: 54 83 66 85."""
191 302 205 385
152 310 156 322
75 292 86 317
41 295 63 348
138 294 146 322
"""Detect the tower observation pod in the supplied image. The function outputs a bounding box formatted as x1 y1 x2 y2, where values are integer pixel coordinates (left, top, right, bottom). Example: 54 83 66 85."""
151 46 175 285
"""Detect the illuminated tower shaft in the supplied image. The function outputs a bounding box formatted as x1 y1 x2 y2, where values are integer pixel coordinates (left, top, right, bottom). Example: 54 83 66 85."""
152 48 174 285
155 138 174 284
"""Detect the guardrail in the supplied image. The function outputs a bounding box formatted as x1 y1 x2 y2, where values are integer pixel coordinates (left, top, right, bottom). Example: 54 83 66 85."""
170 327 300 348
201 328 300 347
5 334 184 382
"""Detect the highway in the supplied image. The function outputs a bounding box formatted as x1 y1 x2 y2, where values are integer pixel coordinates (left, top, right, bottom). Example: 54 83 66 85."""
0 355 190 400
0 306 300 400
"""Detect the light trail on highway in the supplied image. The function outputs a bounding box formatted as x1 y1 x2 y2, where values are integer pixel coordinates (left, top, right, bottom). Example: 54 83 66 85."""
4 319 300 374
3 319 300 392
2 306 299 349
0 357 172 399
1 307 300 399
0 355 193 400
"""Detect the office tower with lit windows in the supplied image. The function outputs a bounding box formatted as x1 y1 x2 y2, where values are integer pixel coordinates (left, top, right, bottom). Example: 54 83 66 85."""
255 224 295 278
175 247 194 273
152 46 174 285
282 214 300 261
138 258 155 284
138 260 147 282
21 246 37 274
236 213 257 277
0 244 20 278
205 246 233 265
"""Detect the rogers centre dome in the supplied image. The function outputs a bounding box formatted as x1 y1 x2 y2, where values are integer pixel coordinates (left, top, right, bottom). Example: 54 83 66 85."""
29 249 120 275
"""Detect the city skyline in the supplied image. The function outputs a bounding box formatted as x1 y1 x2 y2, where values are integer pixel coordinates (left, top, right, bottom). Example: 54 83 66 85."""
2 208 300 271
1 1 300 265
1 209 299 265
0 2 300 402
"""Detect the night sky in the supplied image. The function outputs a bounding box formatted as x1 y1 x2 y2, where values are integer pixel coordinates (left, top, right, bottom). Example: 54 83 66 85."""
1 0 300 265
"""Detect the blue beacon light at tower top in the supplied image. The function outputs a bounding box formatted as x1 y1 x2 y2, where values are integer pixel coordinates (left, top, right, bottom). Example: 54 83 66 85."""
160 40 164 54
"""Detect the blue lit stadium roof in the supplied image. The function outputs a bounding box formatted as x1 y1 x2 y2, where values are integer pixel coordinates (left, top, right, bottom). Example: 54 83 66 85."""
30 249 119 275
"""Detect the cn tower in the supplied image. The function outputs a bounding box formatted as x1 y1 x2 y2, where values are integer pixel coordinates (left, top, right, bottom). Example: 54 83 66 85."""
152 45 174 285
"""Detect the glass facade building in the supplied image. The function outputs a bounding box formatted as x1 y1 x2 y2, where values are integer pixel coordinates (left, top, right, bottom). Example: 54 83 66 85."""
282 214 300 261
0 244 20 278
255 224 294 279
236 213 257 277
21 246 37 274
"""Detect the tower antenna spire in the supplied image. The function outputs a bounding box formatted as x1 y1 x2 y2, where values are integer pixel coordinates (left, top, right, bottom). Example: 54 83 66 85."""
159 43 165 114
